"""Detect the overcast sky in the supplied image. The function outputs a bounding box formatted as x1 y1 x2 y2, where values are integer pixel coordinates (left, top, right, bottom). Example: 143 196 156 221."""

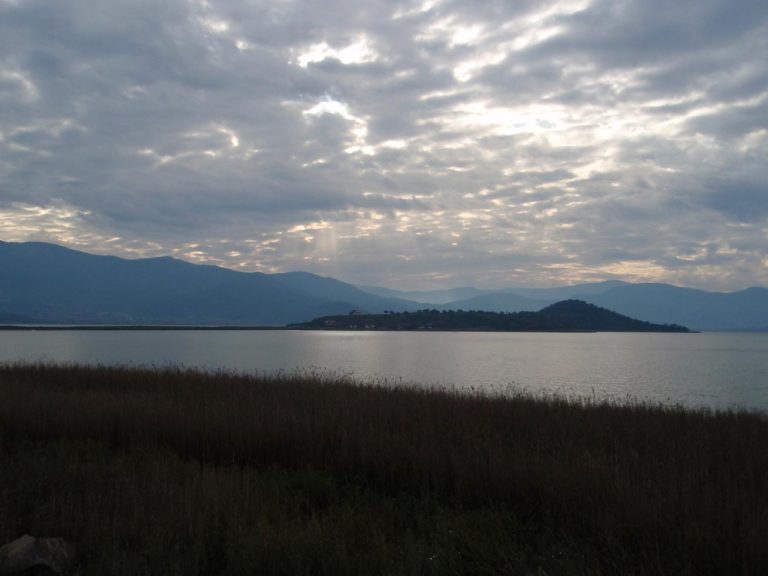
1 0 767 290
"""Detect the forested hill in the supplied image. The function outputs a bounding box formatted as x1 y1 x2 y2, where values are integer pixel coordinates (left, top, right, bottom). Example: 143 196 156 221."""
293 300 691 332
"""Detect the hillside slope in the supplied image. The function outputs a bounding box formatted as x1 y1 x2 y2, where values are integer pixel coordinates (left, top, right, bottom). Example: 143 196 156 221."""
0 241 415 325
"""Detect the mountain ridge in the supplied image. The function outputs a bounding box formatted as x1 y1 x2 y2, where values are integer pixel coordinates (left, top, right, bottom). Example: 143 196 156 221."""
359 280 768 331
0 241 416 325
1 240 766 329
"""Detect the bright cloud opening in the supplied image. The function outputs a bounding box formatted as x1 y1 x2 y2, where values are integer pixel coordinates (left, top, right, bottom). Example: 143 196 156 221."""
295 35 379 67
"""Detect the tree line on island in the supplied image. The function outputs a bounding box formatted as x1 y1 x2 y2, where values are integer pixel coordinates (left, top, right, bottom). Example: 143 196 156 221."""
291 299 691 332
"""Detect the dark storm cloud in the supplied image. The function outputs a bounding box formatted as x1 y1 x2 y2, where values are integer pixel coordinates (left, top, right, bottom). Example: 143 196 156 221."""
701 179 768 222
531 0 768 67
1 0 767 289
686 101 768 139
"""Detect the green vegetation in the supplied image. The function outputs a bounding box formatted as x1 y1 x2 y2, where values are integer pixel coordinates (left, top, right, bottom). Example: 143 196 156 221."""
294 300 690 332
1 364 764 575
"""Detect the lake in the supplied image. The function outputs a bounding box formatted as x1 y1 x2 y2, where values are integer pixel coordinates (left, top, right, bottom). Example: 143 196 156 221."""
1 330 767 411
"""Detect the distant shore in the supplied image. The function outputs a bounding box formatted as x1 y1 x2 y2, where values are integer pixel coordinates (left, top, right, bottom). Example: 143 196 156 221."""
0 324 289 330
0 298 692 333
1 364 765 574
0 325 697 332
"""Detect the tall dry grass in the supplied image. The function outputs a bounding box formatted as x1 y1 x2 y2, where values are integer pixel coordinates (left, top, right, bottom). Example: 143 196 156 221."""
1 364 766 575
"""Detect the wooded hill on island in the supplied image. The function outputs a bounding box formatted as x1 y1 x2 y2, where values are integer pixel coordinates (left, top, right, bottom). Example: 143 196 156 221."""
293 300 691 332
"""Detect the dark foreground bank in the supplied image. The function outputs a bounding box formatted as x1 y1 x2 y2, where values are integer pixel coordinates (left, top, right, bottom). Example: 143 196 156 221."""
0 365 765 575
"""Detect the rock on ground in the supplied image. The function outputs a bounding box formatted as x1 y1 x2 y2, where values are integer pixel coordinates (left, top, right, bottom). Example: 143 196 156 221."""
0 535 77 575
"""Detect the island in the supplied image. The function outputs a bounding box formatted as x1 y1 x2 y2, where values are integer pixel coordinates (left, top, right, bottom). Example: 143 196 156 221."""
291 299 691 332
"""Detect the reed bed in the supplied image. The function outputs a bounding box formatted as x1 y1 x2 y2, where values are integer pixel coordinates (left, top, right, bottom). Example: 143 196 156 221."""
0 363 766 575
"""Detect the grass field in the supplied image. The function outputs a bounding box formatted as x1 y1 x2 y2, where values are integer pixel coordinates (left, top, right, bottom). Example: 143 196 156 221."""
1 364 766 575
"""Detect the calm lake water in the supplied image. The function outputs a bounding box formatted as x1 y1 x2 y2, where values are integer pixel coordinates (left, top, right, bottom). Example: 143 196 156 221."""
1 330 767 411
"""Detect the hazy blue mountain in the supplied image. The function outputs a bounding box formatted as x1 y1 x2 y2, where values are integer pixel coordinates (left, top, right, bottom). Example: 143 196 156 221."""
0 312 44 324
358 280 627 304
502 280 629 301
439 281 768 330
275 272 419 312
0 241 415 325
582 284 768 331
3 241 765 329
356 285 493 304
436 292 549 313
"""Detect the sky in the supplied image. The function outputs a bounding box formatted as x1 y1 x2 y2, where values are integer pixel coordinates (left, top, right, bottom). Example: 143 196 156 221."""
1 0 767 291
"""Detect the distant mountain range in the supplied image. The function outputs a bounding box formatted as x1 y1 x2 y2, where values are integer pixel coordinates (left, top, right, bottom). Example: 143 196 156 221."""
356 280 631 305
359 280 768 332
294 300 690 332
356 285 492 305
0 241 416 325
0 240 766 330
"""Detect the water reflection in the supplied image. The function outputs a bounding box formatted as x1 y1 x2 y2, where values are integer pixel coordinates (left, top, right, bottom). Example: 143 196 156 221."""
0 330 766 411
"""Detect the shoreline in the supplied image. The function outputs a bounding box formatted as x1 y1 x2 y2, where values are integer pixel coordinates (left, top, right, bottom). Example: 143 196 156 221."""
0 324 700 333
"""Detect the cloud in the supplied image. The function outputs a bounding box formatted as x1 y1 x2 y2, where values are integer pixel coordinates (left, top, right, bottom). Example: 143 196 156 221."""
0 0 767 290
